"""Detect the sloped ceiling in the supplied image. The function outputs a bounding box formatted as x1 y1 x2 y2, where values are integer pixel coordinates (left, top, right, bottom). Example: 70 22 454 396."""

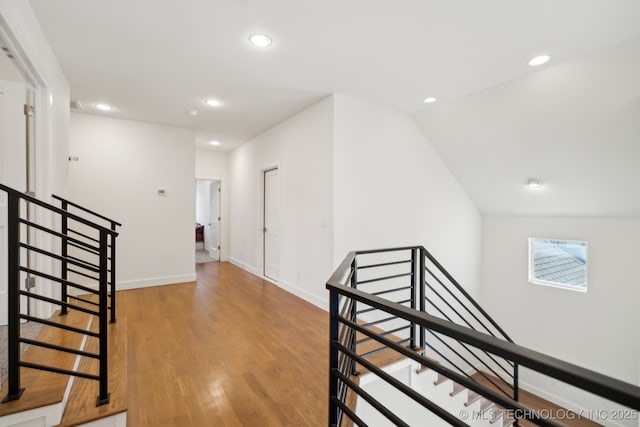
415 37 640 216
26 0 640 215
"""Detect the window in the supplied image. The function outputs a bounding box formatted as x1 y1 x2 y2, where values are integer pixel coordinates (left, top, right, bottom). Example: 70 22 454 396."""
529 238 588 291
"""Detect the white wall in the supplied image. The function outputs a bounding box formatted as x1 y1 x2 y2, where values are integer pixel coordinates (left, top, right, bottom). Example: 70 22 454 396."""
228 96 334 309
195 149 229 261
482 216 640 425
333 94 482 297
69 113 196 289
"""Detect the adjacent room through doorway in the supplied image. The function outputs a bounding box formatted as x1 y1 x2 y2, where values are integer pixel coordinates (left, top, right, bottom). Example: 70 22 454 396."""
195 179 221 264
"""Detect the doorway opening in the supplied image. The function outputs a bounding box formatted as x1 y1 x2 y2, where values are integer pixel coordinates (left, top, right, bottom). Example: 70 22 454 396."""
195 179 221 264
263 167 279 281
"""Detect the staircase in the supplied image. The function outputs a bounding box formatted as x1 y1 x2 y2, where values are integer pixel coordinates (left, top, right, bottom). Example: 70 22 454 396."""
0 184 126 426
327 246 640 426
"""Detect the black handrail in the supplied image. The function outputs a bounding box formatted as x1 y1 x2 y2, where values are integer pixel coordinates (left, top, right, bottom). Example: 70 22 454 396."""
52 194 122 227
330 283 640 410
0 184 114 406
327 247 640 426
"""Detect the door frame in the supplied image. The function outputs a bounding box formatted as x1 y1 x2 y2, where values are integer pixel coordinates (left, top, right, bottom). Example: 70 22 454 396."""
260 165 279 282
194 178 221 262
0 12 56 319
195 176 225 262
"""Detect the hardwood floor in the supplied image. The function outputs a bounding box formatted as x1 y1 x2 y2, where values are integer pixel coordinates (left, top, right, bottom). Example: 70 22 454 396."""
121 261 328 426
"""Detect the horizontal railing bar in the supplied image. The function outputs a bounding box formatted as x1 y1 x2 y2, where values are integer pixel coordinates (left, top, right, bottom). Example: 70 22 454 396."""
19 243 100 273
20 266 99 295
68 295 100 307
19 291 100 317
0 184 117 235
335 342 470 426
371 286 412 296
19 361 100 381
359 338 411 359
19 338 100 359
355 246 419 255
361 316 399 328
67 254 98 267
68 228 100 244
332 396 368 427
337 314 562 426
356 325 409 345
68 240 100 255
427 330 512 398
67 267 99 282
357 272 412 286
425 266 503 342
332 372 409 427
19 314 100 338
425 296 514 376
422 248 513 342
357 259 412 270
53 194 122 227
355 306 376 315
328 283 640 410
18 219 99 252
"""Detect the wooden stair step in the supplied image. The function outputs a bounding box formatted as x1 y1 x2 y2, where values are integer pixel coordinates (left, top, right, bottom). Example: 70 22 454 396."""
55 304 127 426
0 309 91 417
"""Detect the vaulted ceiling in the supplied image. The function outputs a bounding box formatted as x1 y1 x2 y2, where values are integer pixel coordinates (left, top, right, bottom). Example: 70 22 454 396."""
28 0 640 216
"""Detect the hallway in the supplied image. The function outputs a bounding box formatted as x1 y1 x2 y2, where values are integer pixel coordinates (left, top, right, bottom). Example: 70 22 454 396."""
121 262 328 426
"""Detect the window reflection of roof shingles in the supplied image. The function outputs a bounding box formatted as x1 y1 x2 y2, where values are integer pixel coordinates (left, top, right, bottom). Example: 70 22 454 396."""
534 241 586 286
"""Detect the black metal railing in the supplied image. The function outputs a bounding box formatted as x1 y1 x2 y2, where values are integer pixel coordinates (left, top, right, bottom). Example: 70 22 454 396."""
1 183 119 406
52 195 121 324
327 246 640 426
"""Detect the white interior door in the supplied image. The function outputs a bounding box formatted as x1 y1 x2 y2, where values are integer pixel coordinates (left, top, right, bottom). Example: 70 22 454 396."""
0 80 27 326
208 181 220 261
263 168 279 281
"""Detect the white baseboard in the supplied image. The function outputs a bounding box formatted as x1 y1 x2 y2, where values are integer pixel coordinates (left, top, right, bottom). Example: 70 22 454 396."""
228 257 259 276
520 380 628 427
227 258 327 311
116 273 197 290
277 279 327 311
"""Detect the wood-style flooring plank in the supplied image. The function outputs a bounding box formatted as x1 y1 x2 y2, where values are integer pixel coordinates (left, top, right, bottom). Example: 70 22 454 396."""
121 262 329 427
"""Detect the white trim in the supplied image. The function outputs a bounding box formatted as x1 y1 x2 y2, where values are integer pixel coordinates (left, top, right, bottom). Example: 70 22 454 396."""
116 274 197 290
519 380 629 427
277 279 327 311
228 256 259 276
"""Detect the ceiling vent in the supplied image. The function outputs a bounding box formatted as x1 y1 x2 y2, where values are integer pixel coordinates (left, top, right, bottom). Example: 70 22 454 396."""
70 99 83 111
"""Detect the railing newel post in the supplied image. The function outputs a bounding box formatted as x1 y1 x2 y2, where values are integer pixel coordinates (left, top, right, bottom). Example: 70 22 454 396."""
60 200 68 315
328 288 340 426
419 247 426 352
410 248 417 349
3 192 25 402
109 221 116 323
349 257 358 376
96 228 110 406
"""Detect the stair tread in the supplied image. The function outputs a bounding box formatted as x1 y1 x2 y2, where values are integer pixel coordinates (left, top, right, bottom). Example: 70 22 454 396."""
0 309 90 417
56 298 127 427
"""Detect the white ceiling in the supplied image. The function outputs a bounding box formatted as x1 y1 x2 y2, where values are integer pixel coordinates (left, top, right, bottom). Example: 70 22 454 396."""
27 0 640 215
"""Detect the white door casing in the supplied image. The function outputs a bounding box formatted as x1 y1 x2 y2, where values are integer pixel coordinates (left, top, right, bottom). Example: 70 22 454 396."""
209 181 220 261
0 80 27 326
263 168 279 281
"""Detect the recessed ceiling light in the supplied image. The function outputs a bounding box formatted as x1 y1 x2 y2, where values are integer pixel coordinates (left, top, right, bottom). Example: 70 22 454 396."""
528 55 550 66
423 97 437 103
95 103 113 112
527 178 544 189
204 98 222 107
209 140 221 146
249 33 272 48
187 110 199 116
